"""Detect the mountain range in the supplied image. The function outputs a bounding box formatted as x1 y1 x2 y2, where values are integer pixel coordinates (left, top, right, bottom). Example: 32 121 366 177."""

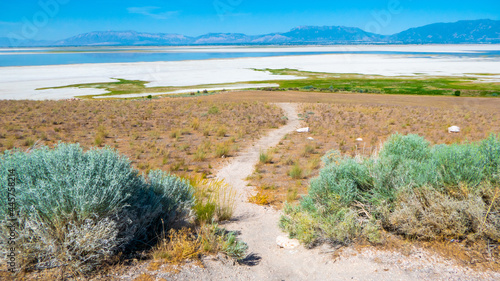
1 19 499 47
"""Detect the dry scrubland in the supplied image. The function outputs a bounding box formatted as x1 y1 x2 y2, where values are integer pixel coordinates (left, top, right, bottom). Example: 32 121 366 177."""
0 99 285 177
0 98 284 280
197 91 500 208
1 90 500 278
204 90 500 271
203 91 499 272
249 102 500 206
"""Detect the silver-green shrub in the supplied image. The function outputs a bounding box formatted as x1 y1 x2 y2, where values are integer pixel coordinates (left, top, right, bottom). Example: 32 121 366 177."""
281 134 500 246
0 143 193 272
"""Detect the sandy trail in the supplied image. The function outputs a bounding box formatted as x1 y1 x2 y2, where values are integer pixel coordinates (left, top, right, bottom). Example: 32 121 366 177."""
207 103 415 280
163 103 498 281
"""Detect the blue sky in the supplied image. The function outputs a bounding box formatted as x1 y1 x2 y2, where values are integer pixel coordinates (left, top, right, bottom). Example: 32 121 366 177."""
1 0 499 40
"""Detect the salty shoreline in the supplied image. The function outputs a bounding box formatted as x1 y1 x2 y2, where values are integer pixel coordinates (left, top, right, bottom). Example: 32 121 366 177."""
1 45 499 100
2 44 500 54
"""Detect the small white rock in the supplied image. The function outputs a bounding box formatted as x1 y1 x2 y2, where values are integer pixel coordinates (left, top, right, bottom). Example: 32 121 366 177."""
296 127 310 133
307 137 314 140
356 138 363 142
276 235 300 249
448 126 460 133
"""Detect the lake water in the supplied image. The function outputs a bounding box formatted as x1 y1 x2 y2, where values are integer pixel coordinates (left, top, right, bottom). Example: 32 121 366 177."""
1 46 500 67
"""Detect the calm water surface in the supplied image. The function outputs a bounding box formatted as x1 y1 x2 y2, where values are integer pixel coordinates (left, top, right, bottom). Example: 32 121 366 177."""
1 46 499 67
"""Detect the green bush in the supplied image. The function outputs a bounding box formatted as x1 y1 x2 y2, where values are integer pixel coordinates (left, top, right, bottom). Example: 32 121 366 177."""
0 143 193 273
281 134 500 246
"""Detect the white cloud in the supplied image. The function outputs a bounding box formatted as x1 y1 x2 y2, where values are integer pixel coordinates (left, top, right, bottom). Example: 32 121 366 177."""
127 6 178 20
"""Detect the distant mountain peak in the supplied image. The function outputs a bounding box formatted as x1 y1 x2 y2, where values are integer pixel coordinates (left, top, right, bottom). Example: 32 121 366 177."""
2 19 499 47
389 19 500 43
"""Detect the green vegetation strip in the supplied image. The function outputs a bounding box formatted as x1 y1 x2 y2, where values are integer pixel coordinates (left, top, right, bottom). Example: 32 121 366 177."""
37 78 268 99
280 134 500 246
38 69 499 99
256 68 500 97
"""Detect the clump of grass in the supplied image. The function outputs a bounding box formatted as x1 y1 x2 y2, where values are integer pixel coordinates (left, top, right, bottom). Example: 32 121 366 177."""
151 223 247 265
303 144 315 156
194 147 207 161
94 124 109 146
288 163 303 179
203 127 211 137
170 158 186 172
286 187 299 202
179 144 190 152
189 177 237 223
208 106 220 114
249 192 270 205
283 156 295 166
280 133 500 247
261 184 277 190
191 117 200 130
94 133 104 146
214 143 230 158
170 130 180 139
306 157 321 171
24 137 35 147
217 126 227 137
152 227 201 264
259 150 272 164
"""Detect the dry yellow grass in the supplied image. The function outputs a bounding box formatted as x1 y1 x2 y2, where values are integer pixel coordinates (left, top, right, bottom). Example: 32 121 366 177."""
0 99 285 177
148 223 247 271
248 192 270 205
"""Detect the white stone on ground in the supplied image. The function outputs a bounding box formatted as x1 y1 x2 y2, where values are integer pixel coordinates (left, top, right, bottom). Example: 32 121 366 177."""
276 236 300 249
448 126 460 133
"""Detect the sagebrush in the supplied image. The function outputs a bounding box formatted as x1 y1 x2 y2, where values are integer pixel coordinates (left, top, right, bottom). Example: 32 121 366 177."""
0 143 194 273
280 134 500 246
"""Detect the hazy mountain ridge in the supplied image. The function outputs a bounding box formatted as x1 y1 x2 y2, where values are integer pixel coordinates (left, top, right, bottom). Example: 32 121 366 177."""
389 19 500 43
54 30 192 46
2 19 499 47
281 26 385 43
0 37 52 47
